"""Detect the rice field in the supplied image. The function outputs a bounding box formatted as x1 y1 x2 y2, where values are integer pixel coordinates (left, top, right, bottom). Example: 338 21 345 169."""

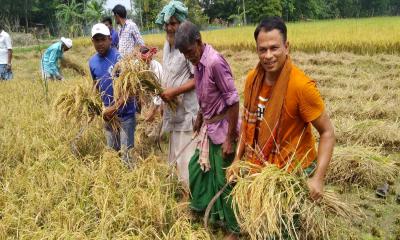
1 17 400 239
141 17 400 54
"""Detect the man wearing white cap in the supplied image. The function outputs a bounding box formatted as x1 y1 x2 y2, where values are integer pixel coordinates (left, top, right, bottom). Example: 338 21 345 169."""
89 23 136 168
41 37 72 80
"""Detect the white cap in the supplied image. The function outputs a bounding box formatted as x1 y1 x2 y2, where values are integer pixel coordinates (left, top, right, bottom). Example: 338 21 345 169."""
91 23 110 37
60 37 73 48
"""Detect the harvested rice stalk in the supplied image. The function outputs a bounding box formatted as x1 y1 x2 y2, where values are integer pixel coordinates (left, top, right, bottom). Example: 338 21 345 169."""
164 216 211 240
134 115 163 158
54 82 120 131
229 161 361 240
112 53 178 111
54 84 102 122
61 57 88 76
326 145 399 188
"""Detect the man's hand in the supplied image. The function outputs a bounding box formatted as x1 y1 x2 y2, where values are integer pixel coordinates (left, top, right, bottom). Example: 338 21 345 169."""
193 114 203 134
6 64 11 71
222 137 235 159
56 74 64 81
307 176 324 201
102 107 116 121
160 88 176 102
226 157 240 183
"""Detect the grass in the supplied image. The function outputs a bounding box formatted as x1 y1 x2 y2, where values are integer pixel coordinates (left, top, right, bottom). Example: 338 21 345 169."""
142 17 400 54
1 18 400 239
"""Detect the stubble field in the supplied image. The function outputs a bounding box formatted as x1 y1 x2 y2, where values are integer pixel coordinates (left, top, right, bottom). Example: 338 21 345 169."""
0 17 399 239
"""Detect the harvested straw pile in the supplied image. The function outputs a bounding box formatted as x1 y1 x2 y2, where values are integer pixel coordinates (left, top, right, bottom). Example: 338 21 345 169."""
134 115 163 157
229 161 361 240
54 83 102 122
326 146 399 188
112 53 177 110
61 57 88 76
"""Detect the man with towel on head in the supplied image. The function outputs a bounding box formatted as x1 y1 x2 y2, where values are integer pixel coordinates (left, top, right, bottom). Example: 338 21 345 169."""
152 1 199 198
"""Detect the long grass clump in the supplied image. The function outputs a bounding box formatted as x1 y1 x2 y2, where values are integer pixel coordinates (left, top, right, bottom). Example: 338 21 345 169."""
112 53 177 111
326 145 399 188
229 161 361 240
54 80 102 122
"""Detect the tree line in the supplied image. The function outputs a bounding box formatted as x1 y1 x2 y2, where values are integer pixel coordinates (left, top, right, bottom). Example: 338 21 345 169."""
0 0 399 37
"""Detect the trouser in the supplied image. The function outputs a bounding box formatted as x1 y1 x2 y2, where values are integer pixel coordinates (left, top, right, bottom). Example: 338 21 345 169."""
104 115 136 165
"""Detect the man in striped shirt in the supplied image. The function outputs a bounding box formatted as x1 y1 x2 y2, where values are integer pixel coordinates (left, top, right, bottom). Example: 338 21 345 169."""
112 4 144 57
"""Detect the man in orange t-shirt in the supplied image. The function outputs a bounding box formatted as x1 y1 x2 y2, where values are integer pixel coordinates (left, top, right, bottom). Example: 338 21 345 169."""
227 17 335 201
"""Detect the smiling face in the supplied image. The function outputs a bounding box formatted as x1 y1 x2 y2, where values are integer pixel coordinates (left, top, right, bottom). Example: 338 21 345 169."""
92 34 111 56
256 29 289 74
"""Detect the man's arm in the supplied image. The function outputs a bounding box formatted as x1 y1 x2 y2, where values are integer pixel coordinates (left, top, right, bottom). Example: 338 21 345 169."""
226 126 245 182
160 78 195 102
307 111 335 200
7 49 12 70
131 23 144 46
222 102 239 159
193 110 203 134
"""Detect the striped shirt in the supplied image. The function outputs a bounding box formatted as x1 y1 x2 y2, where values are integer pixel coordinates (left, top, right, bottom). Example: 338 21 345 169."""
118 19 144 57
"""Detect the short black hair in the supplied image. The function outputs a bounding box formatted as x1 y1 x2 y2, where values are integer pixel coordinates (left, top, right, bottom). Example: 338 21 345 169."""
254 17 287 42
102 16 112 25
112 4 127 19
175 21 201 51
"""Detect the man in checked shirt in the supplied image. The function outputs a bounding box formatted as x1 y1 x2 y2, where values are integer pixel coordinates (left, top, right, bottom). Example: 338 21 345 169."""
112 4 145 57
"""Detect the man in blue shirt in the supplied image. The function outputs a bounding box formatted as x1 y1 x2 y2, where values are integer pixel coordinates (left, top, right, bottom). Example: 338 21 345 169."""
89 23 136 167
41 37 72 80
102 17 119 49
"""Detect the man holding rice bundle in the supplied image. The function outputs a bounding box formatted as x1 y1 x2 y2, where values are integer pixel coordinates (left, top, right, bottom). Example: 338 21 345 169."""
41 37 72 80
89 23 136 167
154 1 199 193
175 21 240 239
227 17 335 201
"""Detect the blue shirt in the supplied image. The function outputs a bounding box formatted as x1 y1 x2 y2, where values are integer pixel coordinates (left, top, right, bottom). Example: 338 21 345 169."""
110 28 119 49
89 47 135 120
42 41 63 76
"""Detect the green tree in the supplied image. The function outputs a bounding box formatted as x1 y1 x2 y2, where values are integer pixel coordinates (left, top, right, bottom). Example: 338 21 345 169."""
56 0 84 37
84 0 106 23
184 0 209 27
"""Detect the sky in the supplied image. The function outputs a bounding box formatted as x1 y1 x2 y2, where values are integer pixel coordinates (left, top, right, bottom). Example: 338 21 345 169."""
105 0 131 10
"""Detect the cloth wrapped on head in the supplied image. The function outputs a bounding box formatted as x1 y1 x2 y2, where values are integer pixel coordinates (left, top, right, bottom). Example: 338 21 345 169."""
155 0 188 25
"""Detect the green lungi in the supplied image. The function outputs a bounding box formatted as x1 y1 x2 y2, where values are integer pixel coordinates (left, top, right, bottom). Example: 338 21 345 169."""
189 142 239 233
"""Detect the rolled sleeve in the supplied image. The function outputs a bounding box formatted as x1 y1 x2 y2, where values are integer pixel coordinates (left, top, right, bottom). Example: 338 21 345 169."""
212 57 239 106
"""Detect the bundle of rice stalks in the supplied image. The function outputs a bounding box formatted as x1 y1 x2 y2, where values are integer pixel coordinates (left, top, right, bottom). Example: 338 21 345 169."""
229 161 361 240
54 82 119 129
134 115 163 157
61 57 88 76
54 83 102 122
326 145 399 189
112 53 178 111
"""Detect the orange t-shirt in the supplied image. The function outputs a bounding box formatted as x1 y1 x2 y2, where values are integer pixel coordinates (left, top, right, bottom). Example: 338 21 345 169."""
247 65 324 169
